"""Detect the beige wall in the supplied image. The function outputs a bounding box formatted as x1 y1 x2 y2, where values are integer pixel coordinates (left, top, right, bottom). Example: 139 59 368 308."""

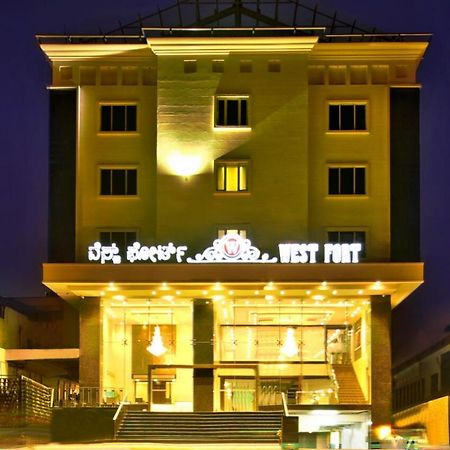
156 53 309 253
76 83 157 259
308 84 390 260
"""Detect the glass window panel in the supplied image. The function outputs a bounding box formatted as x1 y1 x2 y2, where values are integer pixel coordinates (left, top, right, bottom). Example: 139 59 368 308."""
240 100 248 126
126 231 137 246
112 170 126 195
111 232 125 250
100 106 111 131
340 168 354 194
328 231 339 243
216 166 225 190
126 105 137 131
99 231 111 245
355 104 366 130
239 165 247 190
217 100 225 126
355 168 366 194
225 166 239 191
329 105 340 130
339 231 355 243
226 100 239 125
126 169 137 195
112 106 126 131
328 168 339 194
100 170 111 195
340 105 354 130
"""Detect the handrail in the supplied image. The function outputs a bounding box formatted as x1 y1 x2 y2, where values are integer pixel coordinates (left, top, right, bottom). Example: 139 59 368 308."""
113 394 128 438
281 392 289 417
113 394 128 421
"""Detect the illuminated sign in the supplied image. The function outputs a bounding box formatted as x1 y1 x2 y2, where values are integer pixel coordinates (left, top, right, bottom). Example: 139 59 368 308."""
88 234 361 265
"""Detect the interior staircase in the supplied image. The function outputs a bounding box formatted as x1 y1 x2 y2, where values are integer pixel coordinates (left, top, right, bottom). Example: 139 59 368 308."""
333 364 367 404
116 411 282 443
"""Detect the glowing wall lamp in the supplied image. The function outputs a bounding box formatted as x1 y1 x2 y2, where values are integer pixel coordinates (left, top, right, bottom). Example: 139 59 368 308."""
167 152 204 178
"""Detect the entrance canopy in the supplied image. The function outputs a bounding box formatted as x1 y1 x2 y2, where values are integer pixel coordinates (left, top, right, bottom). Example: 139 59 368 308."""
43 262 423 309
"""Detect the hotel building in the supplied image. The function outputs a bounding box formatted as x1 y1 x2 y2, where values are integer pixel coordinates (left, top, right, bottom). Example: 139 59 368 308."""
34 3 429 447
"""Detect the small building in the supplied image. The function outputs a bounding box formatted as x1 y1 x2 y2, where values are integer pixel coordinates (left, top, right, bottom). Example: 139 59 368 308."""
393 335 450 446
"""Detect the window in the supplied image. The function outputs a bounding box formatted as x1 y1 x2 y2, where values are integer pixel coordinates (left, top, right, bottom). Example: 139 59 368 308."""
215 161 248 192
100 169 137 196
100 105 137 132
99 231 137 252
328 167 366 195
430 373 439 396
329 103 366 131
328 230 366 258
218 228 247 239
215 97 249 127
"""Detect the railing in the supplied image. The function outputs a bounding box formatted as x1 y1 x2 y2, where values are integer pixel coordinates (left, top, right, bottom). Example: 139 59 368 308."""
0 375 53 426
281 392 289 416
20 376 54 424
113 394 128 438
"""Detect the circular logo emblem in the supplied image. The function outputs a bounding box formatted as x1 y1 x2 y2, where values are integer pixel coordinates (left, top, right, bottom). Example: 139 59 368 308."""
222 235 242 258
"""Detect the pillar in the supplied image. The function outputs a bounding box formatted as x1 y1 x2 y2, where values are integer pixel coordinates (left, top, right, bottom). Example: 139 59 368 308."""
371 295 392 437
193 298 214 411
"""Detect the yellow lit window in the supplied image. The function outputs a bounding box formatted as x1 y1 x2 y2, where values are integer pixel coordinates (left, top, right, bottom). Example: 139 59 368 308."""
216 161 248 192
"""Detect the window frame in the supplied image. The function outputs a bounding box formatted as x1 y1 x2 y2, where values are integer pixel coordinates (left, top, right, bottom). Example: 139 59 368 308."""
214 160 250 194
98 229 138 252
327 164 368 197
99 102 138 134
217 227 248 240
327 101 368 133
327 229 367 259
214 95 251 129
99 167 138 197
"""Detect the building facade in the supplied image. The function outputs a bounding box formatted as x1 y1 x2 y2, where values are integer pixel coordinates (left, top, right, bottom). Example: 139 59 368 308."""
393 336 450 446
38 19 428 448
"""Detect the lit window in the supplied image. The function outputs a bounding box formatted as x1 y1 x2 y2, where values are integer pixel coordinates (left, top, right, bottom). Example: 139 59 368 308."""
100 104 137 132
329 103 366 131
328 167 366 195
215 97 249 127
217 228 247 239
216 161 248 192
99 231 137 252
100 168 137 196
328 230 366 258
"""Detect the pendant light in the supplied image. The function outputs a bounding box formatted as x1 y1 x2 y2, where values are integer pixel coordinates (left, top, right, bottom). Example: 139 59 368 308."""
146 299 167 357
280 327 298 358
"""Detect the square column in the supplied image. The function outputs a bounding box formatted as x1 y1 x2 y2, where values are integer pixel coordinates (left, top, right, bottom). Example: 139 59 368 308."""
193 298 214 411
370 295 392 430
79 297 101 389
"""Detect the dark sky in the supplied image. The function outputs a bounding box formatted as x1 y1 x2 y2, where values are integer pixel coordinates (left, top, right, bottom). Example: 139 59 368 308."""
1 0 449 365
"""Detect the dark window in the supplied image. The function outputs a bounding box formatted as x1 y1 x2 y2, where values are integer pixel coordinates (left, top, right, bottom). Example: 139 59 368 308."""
100 169 137 195
328 231 366 258
216 161 248 192
99 231 137 252
100 105 137 132
329 104 366 131
430 373 439 396
216 97 248 127
441 351 450 393
328 167 366 195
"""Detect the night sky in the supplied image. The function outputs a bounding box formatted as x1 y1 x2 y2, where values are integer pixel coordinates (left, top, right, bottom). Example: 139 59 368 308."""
1 0 449 365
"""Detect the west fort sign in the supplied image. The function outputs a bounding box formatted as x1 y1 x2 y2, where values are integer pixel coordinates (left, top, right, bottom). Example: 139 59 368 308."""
88 234 362 265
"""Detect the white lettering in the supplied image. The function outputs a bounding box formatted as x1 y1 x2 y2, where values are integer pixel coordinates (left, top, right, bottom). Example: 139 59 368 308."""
278 243 319 264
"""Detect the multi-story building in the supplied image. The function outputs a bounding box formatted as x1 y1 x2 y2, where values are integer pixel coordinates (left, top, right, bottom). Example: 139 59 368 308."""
36 3 429 447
